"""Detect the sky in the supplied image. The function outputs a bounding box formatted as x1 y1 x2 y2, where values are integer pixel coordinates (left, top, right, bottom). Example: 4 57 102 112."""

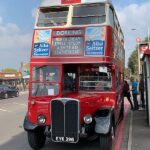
0 0 150 70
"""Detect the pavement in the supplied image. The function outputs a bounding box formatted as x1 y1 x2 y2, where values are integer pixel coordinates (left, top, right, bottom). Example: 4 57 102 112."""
121 100 150 150
130 109 150 150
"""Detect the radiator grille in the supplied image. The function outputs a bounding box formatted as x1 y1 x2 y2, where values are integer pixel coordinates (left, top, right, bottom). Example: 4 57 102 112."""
51 100 64 138
51 98 79 143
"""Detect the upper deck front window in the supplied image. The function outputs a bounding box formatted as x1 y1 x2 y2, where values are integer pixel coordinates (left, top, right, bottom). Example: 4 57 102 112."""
72 4 106 25
37 7 69 27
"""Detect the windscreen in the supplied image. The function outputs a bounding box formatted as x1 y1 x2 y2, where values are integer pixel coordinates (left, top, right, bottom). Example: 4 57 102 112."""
72 4 106 25
37 7 69 27
31 66 59 96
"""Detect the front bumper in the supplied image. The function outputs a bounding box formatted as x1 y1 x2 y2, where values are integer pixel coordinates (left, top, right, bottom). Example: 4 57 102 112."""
23 116 38 131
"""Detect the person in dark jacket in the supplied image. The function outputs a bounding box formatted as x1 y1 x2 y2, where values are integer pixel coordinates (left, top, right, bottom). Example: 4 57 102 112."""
139 74 145 108
123 81 134 110
63 73 74 92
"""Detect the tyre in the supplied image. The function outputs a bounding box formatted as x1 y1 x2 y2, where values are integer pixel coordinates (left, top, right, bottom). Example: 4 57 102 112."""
16 92 19 97
4 93 8 99
27 129 46 150
120 100 124 121
99 125 115 150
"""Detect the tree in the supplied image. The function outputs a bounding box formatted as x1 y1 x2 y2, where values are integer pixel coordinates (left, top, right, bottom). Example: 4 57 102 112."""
124 67 131 78
127 36 149 77
143 37 149 43
128 49 138 76
2 68 18 73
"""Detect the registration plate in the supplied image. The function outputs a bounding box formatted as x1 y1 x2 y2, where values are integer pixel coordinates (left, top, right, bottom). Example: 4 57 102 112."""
55 136 75 142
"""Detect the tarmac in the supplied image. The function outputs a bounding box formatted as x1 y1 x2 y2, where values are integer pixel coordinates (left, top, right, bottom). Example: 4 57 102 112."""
19 91 150 150
19 90 28 96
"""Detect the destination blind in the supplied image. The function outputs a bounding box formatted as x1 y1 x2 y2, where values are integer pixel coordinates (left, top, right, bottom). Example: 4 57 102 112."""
52 37 83 56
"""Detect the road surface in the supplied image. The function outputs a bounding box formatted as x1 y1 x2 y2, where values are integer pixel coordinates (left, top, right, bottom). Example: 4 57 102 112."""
0 95 130 150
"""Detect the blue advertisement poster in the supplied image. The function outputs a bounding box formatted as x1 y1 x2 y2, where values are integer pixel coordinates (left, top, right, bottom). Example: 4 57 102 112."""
85 40 105 55
33 43 50 56
85 27 105 56
33 30 51 57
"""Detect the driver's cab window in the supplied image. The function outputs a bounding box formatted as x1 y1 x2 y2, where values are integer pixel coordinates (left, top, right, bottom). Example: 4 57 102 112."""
31 66 59 96
32 66 59 82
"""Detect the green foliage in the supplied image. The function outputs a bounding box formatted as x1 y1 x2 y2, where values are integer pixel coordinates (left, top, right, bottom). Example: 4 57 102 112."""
124 67 130 78
144 37 149 43
127 36 149 77
128 49 138 76
2 68 18 73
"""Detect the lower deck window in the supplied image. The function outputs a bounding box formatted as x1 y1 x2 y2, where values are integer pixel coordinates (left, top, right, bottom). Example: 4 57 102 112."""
80 76 112 91
79 66 112 91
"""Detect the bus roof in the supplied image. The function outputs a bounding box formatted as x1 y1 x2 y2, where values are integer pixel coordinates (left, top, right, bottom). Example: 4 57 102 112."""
40 0 112 7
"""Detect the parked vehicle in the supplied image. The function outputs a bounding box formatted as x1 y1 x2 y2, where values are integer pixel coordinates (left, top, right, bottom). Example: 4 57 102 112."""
24 0 125 150
0 85 19 99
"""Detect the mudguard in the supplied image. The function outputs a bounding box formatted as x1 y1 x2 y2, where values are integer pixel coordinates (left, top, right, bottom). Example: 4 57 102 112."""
94 108 114 134
23 116 38 131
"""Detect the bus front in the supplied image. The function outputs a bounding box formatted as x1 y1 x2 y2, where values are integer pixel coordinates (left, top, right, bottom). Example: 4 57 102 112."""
24 0 125 150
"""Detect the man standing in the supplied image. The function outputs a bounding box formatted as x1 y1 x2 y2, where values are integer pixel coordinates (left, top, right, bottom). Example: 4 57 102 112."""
131 77 139 110
123 81 134 110
139 74 145 108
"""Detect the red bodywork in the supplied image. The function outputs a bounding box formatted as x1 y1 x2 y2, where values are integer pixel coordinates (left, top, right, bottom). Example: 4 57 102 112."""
27 25 124 126
61 0 81 5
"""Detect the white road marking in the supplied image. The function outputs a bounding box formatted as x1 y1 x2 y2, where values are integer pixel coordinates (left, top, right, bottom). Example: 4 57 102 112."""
127 111 133 150
3 103 14 106
1 106 7 109
13 102 27 107
0 108 11 112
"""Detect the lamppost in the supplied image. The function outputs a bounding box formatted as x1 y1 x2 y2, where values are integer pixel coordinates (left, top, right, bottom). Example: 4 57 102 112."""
148 27 150 47
131 27 150 75
136 37 141 75
132 27 150 44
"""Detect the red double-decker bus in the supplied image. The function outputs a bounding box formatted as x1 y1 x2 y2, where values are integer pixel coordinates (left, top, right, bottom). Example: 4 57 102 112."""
24 0 125 149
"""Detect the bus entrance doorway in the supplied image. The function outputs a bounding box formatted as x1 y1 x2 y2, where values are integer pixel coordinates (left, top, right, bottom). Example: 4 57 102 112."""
63 64 78 93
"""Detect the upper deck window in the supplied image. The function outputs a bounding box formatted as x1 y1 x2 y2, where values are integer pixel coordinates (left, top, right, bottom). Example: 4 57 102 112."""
72 4 106 25
109 7 114 27
37 7 69 27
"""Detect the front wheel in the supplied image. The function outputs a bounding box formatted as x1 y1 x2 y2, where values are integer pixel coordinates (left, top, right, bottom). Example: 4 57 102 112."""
4 93 8 99
27 129 46 150
16 91 19 97
99 125 115 150
120 100 124 121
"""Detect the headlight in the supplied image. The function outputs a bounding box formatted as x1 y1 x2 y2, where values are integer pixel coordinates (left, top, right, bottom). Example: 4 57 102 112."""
37 114 46 124
83 114 93 124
